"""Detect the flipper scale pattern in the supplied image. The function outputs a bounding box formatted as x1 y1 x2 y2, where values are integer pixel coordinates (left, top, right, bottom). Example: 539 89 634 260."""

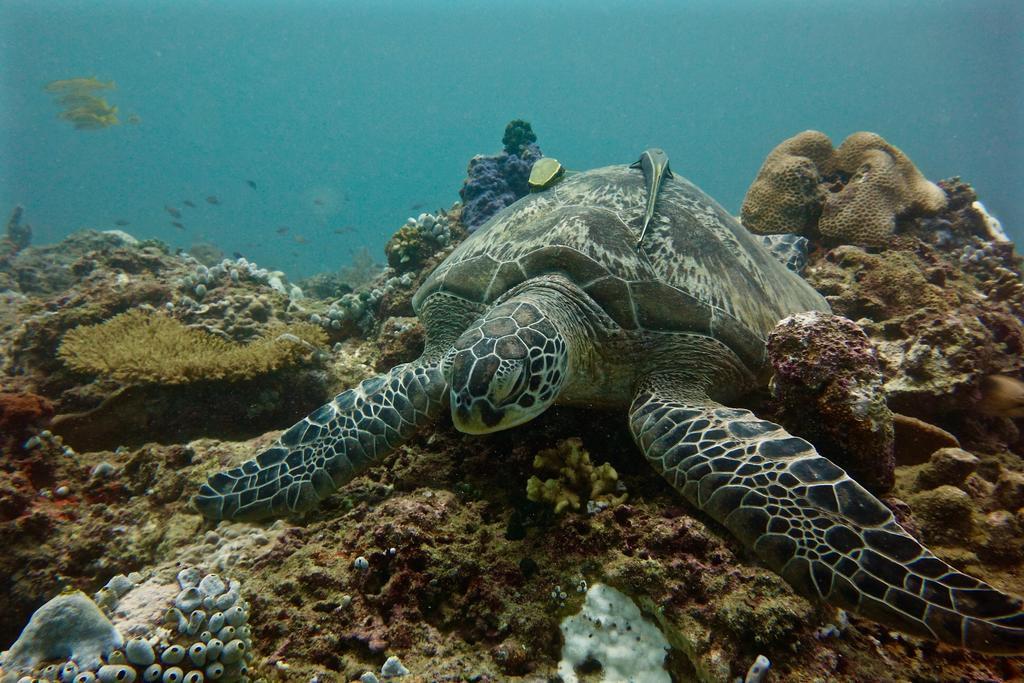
629 385 1024 654
194 362 446 521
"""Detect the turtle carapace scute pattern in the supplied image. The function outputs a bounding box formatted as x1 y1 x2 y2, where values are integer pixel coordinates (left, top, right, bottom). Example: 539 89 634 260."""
195 162 1024 654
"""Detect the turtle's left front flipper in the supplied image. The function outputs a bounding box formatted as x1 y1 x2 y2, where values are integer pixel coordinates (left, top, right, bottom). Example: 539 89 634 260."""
194 359 446 522
629 376 1024 654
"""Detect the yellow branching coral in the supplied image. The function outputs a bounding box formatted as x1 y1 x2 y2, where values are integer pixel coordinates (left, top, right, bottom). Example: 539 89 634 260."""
58 309 327 384
526 437 627 514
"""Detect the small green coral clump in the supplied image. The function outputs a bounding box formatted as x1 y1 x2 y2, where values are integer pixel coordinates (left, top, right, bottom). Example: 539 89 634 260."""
526 437 627 514
502 119 537 156
58 308 326 384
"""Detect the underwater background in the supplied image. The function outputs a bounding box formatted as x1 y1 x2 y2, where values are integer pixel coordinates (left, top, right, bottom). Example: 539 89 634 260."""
6 2 1024 682
2 0 1022 278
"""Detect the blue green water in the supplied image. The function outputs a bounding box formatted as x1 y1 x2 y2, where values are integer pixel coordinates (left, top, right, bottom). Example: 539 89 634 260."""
2 0 1021 279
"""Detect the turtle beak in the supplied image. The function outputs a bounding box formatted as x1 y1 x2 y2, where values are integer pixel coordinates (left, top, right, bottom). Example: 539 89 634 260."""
451 392 508 434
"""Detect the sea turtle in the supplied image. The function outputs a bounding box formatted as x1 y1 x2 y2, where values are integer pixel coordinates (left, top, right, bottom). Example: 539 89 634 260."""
195 158 1024 654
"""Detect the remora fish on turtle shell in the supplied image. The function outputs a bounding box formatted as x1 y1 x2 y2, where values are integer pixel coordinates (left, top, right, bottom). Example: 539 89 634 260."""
631 147 672 249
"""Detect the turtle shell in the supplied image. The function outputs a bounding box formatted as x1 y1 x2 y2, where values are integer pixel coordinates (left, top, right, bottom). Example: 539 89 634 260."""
414 164 828 371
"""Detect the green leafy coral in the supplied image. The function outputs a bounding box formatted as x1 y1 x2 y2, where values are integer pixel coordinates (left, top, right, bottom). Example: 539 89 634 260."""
502 119 537 156
526 437 627 513
58 308 327 384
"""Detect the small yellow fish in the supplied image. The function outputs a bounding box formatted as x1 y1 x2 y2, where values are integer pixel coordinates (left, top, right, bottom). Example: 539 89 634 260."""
293 235 309 244
59 107 119 129
44 77 115 93
206 195 221 205
58 93 107 108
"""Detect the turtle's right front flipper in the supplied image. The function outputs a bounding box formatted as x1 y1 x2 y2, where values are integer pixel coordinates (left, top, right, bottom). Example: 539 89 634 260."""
194 360 446 521
629 377 1024 654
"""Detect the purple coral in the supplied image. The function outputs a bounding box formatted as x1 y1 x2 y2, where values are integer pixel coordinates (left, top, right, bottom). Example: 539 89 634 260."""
459 143 542 231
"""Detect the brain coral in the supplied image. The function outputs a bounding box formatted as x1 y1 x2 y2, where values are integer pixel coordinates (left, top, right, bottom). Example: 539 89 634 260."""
742 130 947 246
740 130 833 237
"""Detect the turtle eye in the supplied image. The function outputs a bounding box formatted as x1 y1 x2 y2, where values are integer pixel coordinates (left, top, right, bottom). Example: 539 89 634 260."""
492 361 525 405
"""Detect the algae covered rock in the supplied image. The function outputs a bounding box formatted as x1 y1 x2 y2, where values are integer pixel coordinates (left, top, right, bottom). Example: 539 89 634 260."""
767 311 895 493
914 447 980 491
907 484 977 546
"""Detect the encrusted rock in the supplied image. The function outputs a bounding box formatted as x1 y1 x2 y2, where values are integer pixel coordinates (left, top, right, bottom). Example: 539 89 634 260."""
994 468 1024 511
767 311 894 493
914 447 980 491
908 485 977 545
0 590 123 674
979 510 1023 563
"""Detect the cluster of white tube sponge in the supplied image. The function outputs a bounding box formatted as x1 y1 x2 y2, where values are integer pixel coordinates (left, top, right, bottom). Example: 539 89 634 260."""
0 568 254 683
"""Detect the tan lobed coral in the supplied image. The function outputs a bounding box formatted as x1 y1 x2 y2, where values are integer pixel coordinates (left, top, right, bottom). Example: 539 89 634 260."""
526 437 627 514
740 130 833 237
742 130 947 246
58 308 326 384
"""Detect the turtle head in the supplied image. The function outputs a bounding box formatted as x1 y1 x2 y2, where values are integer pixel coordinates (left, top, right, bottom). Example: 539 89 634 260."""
444 300 568 434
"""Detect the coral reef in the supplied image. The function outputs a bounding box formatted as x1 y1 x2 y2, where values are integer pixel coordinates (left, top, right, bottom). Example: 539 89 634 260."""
1 206 30 265
0 570 255 683
2 147 1024 683
802 179 1024 420
742 130 947 245
58 309 327 384
383 211 454 273
558 582 670 683
766 311 895 493
501 119 537 156
0 392 53 453
526 437 628 514
0 232 336 451
459 122 543 230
